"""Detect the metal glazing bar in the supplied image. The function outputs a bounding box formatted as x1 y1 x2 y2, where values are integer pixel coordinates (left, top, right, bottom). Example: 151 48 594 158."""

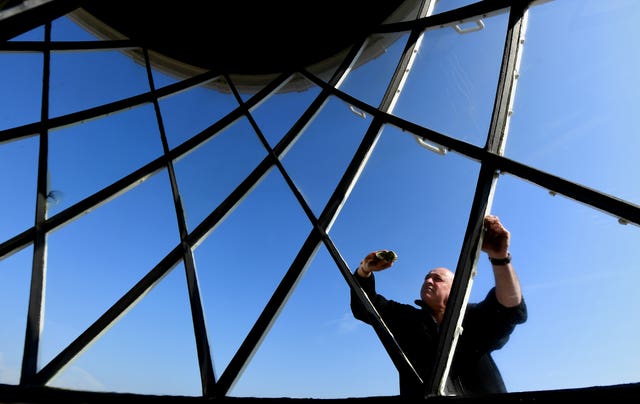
20 20 51 385
427 0 531 396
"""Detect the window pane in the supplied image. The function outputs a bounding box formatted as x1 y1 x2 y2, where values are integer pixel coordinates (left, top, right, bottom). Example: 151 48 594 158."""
42 171 180 369
231 244 396 398
192 169 311 379
0 53 42 130
48 262 202 396
0 245 33 385
392 9 509 146
339 32 409 108
47 105 164 217
50 49 150 118
329 124 480 394
471 173 640 392
173 116 267 232
158 80 239 150
280 96 372 217
250 73 320 148
0 136 38 242
507 0 640 205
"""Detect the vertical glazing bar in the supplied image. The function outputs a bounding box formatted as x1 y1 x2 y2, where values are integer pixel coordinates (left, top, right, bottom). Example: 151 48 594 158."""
20 21 51 385
427 0 532 396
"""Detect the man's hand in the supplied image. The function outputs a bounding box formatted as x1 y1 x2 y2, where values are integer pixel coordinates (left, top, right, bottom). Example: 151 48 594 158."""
357 250 396 277
482 215 510 258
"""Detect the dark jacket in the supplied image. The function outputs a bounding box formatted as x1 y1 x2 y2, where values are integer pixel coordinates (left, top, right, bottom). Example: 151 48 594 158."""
350 270 527 397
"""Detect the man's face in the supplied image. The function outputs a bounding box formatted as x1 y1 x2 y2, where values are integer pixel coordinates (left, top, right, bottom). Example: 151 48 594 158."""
420 267 454 310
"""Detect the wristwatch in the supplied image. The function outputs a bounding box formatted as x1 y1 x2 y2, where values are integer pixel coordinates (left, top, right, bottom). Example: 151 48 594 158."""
489 252 511 265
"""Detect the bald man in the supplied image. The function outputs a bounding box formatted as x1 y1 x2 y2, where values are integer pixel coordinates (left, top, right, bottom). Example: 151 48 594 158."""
350 215 527 396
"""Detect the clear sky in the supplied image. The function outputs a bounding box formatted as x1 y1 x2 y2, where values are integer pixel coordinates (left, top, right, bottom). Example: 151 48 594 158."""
1 0 639 399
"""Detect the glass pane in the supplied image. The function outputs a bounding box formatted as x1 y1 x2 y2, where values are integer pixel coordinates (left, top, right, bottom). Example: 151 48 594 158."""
48 262 201 396
49 48 150 118
280 96 372 217
47 104 164 217
338 31 408 108
250 73 320 148
329 124 480 394
0 136 38 242
231 244 396 398
7 26 43 41
331 124 479 268
158 81 239 150
506 0 640 205
150 60 226 92
0 52 43 130
173 116 267 232
41 170 180 368
52 15 105 41
3 0 639 399
192 169 311 378
434 0 482 14
392 9 509 146
471 173 640 392
0 245 33 385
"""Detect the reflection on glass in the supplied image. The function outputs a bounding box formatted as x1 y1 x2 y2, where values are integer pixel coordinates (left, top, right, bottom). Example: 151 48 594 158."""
42 170 180 370
506 0 640 205
47 105 164 216
48 262 202 396
473 173 640 392
392 10 508 146
173 116 267 232
280 96 372 217
192 169 311 380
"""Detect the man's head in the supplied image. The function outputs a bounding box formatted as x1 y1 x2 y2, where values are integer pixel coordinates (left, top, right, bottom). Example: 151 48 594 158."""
420 267 455 313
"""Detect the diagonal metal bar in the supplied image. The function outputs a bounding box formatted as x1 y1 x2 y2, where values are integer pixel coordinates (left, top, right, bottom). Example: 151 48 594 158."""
212 90 335 397
213 33 396 396
31 246 184 384
142 48 216 397
22 71 295 387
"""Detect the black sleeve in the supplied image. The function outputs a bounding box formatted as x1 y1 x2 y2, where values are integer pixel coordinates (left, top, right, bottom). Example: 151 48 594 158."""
350 269 379 324
350 269 403 325
463 287 528 353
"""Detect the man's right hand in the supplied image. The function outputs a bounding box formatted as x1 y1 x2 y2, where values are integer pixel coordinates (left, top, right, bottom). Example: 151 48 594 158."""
357 250 395 277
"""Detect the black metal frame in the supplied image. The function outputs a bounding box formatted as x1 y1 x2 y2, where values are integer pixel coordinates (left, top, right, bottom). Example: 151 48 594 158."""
1 0 639 401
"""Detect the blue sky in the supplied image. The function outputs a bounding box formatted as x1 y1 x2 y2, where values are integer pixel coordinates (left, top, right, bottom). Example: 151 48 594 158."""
1 0 639 399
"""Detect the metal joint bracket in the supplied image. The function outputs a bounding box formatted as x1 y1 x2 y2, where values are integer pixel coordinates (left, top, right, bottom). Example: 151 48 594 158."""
414 135 448 155
349 105 367 119
454 19 485 34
